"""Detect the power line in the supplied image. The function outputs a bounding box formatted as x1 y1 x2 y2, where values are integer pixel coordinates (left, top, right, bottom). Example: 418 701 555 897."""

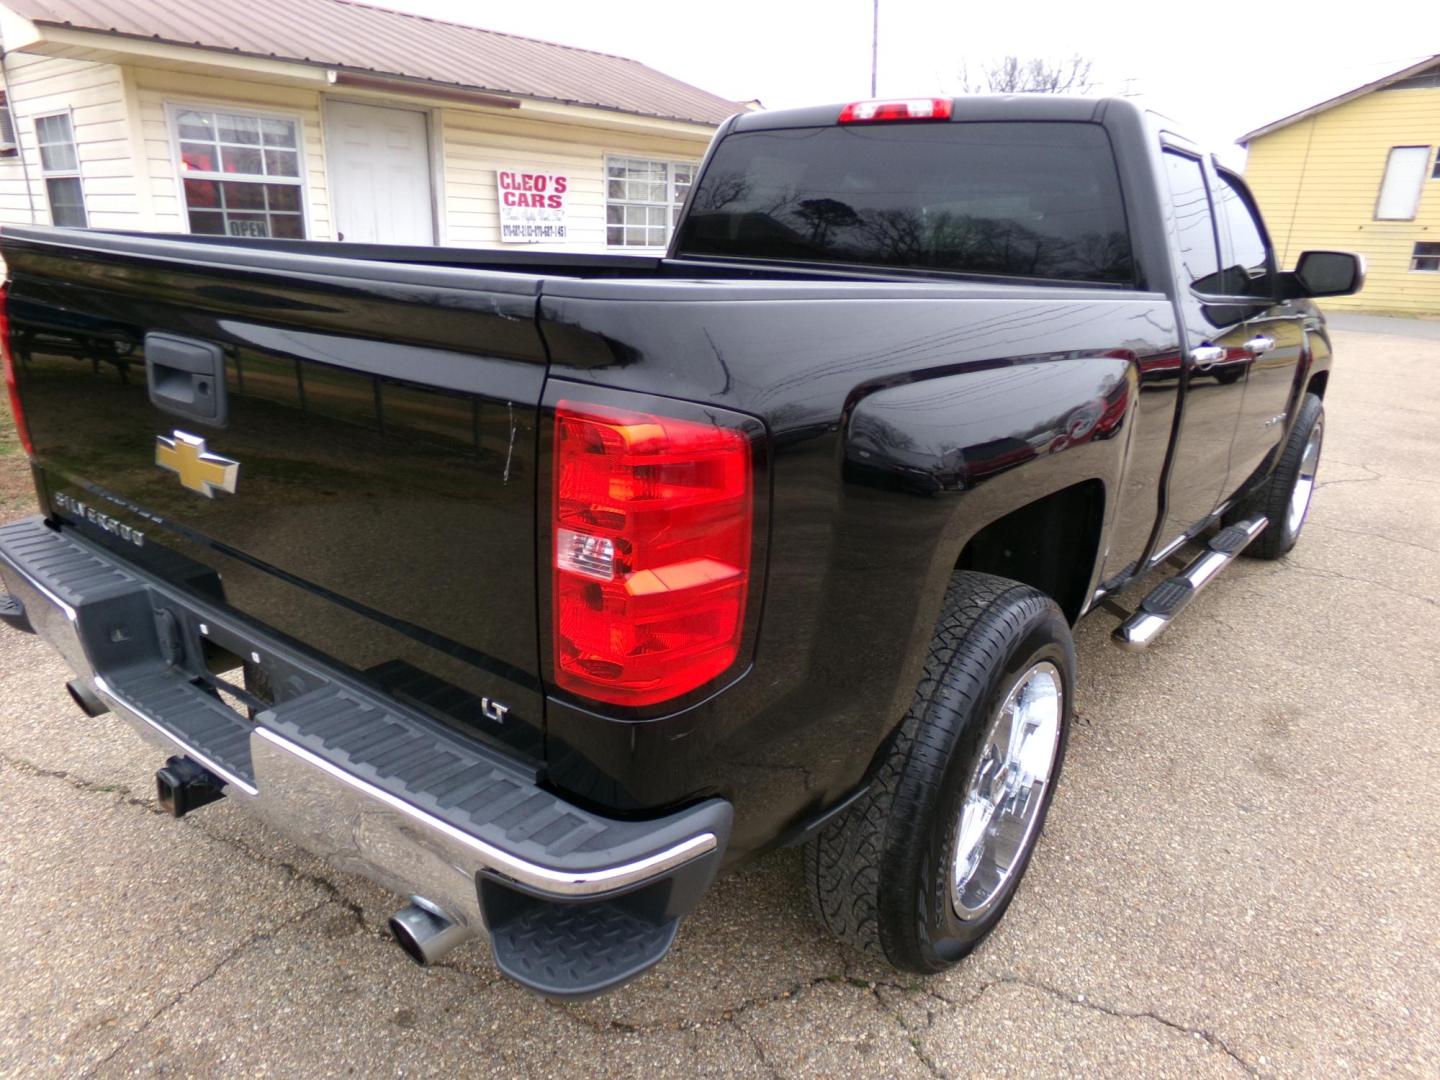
870 0 879 96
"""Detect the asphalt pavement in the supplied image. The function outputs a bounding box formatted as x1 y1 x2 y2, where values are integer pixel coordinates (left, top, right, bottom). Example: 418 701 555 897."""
1325 311 1440 340
1 326 1436 1078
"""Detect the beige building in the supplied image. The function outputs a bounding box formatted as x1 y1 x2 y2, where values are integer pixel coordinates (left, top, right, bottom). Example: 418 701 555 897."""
0 0 741 251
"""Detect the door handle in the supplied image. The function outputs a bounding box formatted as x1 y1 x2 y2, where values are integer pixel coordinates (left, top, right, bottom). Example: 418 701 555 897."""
1243 335 1275 357
1190 345 1225 368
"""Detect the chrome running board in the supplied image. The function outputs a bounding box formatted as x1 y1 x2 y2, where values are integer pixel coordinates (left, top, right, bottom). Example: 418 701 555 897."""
1112 517 1267 651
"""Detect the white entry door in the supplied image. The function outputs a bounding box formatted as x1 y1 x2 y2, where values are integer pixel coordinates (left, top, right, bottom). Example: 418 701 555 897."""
325 101 434 244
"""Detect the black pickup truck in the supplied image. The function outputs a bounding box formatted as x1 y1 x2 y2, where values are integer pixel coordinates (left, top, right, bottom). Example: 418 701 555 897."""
0 95 1362 999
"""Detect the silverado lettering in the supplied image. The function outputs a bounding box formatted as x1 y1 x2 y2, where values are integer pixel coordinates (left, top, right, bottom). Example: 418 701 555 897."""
52 492 145 548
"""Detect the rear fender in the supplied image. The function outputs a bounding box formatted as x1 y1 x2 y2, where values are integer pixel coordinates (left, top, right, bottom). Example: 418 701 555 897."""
843 351 1135 720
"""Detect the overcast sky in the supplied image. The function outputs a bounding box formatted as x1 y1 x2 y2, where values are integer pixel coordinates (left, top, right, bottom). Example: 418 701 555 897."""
373 0 1436 166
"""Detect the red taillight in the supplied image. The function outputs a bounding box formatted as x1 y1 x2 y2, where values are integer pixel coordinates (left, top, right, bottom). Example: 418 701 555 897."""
838 97 952 124
0 284 33 456
552 401 753 707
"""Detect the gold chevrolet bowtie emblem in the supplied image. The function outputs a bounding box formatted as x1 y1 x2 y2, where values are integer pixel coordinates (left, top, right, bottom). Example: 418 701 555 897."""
155 431 239 498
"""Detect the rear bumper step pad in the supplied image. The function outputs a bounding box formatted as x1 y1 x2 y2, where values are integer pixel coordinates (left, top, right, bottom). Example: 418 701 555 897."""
0 516 730 999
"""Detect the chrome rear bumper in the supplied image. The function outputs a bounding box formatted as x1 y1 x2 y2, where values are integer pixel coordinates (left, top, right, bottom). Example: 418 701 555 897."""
1 516 729 999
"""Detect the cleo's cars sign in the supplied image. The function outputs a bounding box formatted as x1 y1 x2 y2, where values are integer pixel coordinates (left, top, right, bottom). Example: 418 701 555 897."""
497 170 569 243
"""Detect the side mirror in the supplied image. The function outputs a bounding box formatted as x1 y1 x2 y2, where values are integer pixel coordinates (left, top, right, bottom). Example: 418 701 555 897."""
1281 250 1366 299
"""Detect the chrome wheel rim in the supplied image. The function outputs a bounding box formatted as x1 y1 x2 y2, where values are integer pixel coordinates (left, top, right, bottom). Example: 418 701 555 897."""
1286 418 1324 537
951 661 1063 921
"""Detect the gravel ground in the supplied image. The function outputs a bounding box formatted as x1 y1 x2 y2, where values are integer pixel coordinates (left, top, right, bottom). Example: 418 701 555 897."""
0 326 1436 1078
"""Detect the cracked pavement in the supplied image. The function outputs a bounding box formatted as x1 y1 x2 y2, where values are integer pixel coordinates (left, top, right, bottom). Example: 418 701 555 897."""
1 325 1437 1078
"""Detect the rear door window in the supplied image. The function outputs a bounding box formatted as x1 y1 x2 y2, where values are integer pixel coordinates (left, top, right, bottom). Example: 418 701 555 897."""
1161 151 1223 294
675 121 1134 285
1213 171 1275 298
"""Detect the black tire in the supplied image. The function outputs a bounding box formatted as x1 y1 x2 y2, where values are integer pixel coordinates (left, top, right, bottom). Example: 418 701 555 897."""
806 572 1074 973
1226 392 1324 560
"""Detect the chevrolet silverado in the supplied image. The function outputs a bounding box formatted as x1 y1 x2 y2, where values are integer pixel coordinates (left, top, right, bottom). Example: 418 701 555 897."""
0 94 1363 998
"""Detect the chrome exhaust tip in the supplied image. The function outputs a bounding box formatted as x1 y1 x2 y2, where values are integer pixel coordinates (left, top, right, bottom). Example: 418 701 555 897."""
388 899 474 966
66 678 109 717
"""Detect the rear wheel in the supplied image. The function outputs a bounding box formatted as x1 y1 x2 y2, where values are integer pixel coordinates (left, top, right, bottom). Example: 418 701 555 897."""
1227 392 1324 560
806 572 1074 972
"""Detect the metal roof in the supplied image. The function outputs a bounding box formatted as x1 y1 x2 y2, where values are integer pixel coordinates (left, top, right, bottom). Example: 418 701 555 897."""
1 0 743 125
1237 55 1440 145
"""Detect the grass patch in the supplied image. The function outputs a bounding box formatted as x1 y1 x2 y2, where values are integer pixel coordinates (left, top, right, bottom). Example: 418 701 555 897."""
0 391 36 522
0 388 18 456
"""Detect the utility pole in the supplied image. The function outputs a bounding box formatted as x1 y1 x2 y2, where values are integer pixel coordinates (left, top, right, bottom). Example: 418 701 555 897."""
870 0 878 96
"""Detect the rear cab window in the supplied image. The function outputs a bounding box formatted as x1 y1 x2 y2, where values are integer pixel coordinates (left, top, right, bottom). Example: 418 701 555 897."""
674 121 1134 285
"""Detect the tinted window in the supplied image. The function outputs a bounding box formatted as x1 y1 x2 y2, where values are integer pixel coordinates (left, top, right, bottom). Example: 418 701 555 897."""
1162 152 1221 293
1213 173 1273 297
675 122 1134 284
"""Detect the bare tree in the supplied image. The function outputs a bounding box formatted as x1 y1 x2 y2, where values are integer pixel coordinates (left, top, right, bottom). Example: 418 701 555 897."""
958 55 1096 95
794 198 860 249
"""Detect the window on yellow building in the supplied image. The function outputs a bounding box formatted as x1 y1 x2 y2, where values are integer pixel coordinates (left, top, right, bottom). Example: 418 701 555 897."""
1375 146 1431 220
1413 243 1440 273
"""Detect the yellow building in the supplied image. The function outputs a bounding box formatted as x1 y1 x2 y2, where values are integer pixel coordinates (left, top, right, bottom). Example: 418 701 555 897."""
1240 56 1440 316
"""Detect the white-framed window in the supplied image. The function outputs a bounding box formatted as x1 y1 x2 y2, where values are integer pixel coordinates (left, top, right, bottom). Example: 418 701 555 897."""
35 111 87 228
170 105 306 238
1374 145 1431 221
605 156 695 248
1413 242 1440 273
0 93 19 156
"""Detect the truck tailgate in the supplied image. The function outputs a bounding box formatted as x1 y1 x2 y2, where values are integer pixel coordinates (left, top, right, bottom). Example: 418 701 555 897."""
1 228 549 760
